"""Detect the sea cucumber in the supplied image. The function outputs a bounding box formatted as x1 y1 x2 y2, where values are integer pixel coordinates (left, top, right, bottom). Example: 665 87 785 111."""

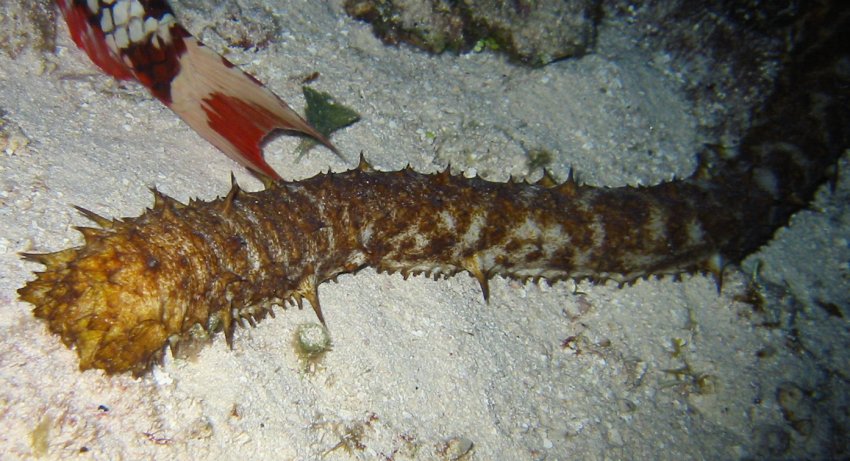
18 4 849 374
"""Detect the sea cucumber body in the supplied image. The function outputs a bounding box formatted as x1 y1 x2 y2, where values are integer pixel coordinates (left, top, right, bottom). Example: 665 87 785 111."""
18 4 849 374
15 168 721 373
5 163 806 374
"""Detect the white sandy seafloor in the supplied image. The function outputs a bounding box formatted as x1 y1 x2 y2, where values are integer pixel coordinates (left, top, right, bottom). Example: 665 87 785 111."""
1 1 848 459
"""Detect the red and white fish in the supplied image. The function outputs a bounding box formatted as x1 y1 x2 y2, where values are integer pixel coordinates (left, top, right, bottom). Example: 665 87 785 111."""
55 0 337 179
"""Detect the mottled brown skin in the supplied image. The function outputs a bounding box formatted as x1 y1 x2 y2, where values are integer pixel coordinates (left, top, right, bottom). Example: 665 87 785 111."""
18 4 849 374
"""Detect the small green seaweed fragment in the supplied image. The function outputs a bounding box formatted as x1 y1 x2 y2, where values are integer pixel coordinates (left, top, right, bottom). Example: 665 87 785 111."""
472 37 501 53
669 337 686 359
296 86 361 160
317 413 378 457
661 338 717 395
661 365 717 395
294 322 332 372
735 260 768 314
30 415 50 457
323 422 367 456
526 148 554 172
